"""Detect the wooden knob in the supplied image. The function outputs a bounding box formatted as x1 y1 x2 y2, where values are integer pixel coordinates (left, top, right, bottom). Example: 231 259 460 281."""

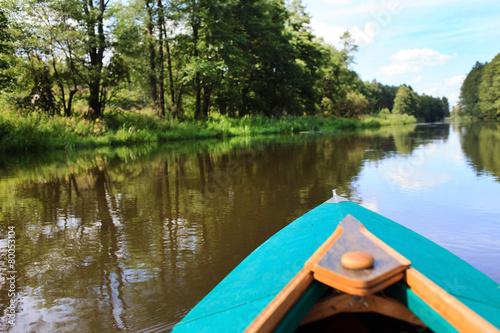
341 251 374 269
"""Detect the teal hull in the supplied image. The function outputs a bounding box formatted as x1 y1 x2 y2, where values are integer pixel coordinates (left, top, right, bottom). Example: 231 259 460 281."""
173 201 500 332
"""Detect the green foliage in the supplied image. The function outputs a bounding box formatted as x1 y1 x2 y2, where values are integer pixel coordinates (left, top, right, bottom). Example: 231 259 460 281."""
317 42 370 118
379 84 399 111
362 113 416 126
379 108 391 115
416 94 448 122
460 123 500 181
3 0 114 117
4 55 58 114
458 53 500 121
393 85 418 116
0 9 11 89
442 97 450 118
107 88 148 111
360 80 382 114
479 53 500 121
459 61 485 118
0 9 8 53
344 91 370 117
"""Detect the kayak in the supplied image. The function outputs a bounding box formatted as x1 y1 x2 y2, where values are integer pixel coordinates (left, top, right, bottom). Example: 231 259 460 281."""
173 192 500 332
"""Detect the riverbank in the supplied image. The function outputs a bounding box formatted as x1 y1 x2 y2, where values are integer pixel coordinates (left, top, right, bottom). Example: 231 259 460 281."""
0 111 416 154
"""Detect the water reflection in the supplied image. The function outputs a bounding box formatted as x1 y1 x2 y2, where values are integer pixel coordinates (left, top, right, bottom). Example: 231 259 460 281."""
352 123 500 285
459 122 500 181
0 122 498 332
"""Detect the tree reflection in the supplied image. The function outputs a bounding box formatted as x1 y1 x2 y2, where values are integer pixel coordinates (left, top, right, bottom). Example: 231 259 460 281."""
459 122 500 181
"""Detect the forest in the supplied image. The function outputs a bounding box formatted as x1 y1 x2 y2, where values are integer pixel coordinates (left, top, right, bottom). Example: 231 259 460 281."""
458 52 500 121
0 1 449 135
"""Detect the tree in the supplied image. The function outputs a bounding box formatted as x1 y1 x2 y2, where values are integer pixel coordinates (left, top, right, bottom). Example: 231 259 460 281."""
393 85 418 116
339 31 358 69
359 80 381 114
179 0 325 118
163 1 180 117
2 1 59 114
478 53 500 120
459 61 485 118
157 0 166 116
84 0 109 118
45 0 86 117
379 84 399 111
111 0 150 110
343 91 370 118
145 0 158 113
3 0 450 121
441 97 450 118
283 0 324 114
4 0 117 117
416 94 446 122
0 8 11 89
317 36 366 117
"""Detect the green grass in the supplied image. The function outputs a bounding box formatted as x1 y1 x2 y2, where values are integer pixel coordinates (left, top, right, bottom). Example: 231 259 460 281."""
361 113 417 126
0 111 416 154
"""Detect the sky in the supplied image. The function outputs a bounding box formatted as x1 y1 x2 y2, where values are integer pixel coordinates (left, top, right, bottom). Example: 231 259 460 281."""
301 0 500 106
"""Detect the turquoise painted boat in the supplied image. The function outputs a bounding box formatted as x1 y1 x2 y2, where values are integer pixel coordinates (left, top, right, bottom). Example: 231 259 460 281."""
173 192 500 332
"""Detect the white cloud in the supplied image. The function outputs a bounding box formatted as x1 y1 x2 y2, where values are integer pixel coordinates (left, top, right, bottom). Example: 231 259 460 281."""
310 19 347 46
416 75 465 104
310 18 389 48
414 75 423 82
392 48 451 64
379 48 451 76
311 18 387 48
381 63 421 75
351 22 377 45
448 93 459 105
405 0 466 8
323 0 352 5
420 87 439 95
315 1 401 17
445 75 466 86
360 198 379 212
390 171 450 191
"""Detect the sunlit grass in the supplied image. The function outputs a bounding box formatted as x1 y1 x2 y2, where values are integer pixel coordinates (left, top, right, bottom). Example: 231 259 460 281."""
361 113 417 126
0 111 416 154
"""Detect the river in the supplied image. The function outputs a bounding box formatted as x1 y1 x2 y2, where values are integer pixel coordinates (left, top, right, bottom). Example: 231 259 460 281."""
0 122 499 332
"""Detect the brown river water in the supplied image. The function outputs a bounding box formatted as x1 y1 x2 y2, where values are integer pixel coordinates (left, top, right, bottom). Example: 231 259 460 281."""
0 122 499 332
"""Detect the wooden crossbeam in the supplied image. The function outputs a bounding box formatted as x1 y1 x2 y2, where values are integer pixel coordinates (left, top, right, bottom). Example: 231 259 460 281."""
301 293 426 327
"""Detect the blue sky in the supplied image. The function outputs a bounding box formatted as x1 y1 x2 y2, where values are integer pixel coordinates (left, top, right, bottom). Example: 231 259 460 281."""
301 0 500 106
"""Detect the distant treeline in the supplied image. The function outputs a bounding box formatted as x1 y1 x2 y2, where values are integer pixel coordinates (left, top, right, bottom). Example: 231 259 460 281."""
0 1 447 122
458 52 500 121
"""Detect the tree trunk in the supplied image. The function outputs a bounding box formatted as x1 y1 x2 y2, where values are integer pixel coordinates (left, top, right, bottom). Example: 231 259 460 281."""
164 24 177 117
88 80 101 117
175 82 184 116
192 22 201 118
52 58 67 116
195 73 201 118
87 0 106 118
66 44 79 117
146 1 158 112
202 84 212 117
240 90 248 117
67 89 77 117
157 0 165 116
